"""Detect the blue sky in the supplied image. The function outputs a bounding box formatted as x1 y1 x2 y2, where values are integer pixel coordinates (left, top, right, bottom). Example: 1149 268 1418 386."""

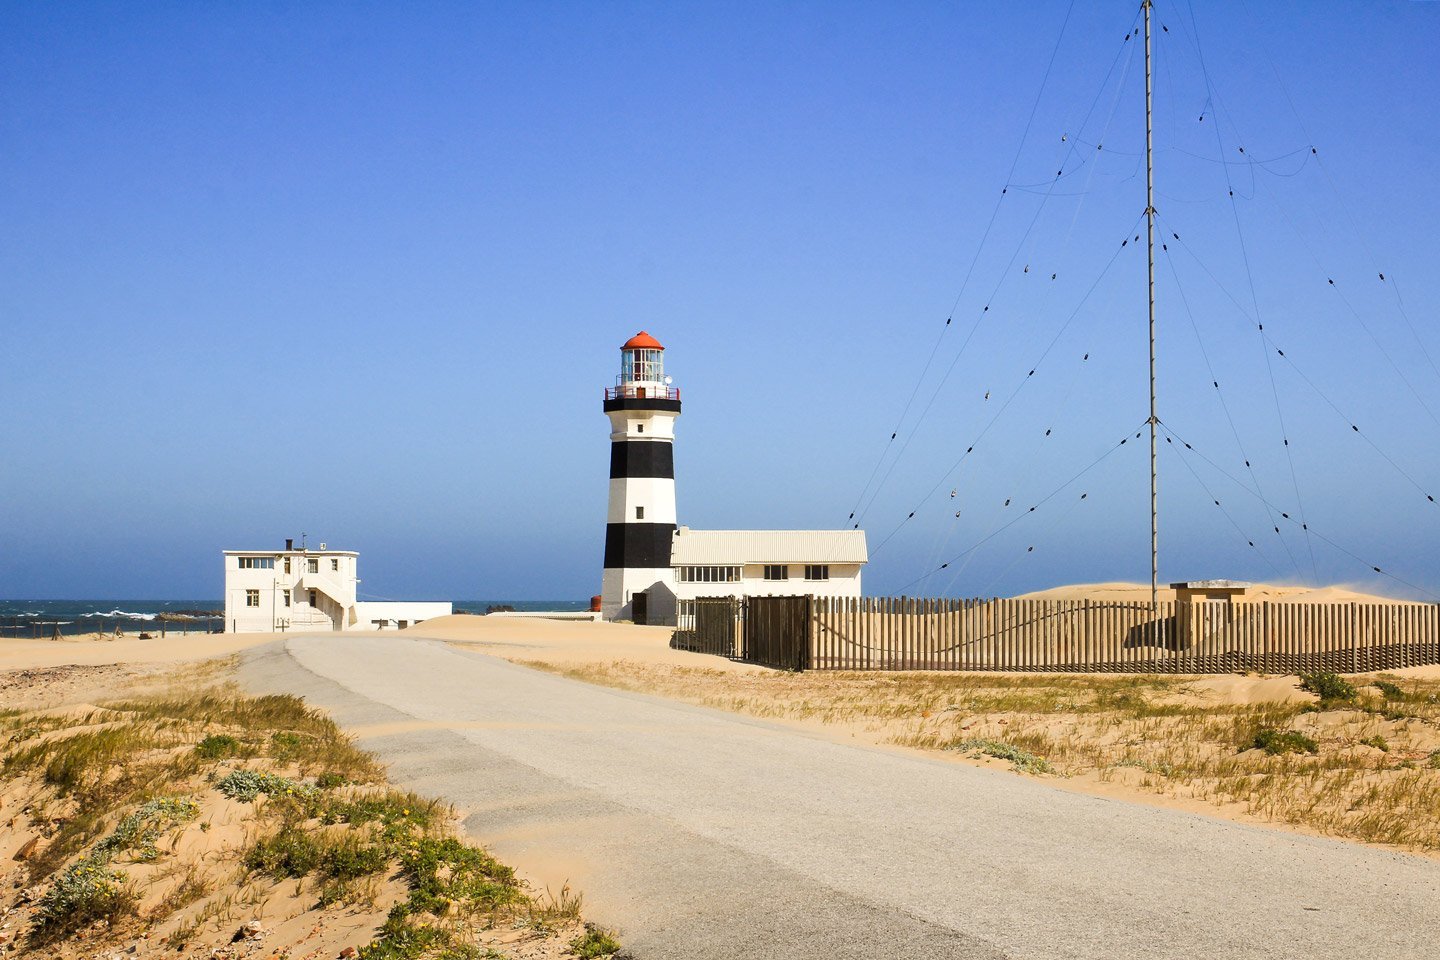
2 1 1437 601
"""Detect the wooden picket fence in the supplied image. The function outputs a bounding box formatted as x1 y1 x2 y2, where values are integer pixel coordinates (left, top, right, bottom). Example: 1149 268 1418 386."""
805 596 1440 674
672 597 741 657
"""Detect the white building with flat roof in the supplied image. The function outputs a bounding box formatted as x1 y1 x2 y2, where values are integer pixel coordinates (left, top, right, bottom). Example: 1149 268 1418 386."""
223 538 451 633
670 528 867 604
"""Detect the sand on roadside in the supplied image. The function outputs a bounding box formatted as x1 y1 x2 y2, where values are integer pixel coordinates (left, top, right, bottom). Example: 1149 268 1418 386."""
414 612 766 672
0 629 307 673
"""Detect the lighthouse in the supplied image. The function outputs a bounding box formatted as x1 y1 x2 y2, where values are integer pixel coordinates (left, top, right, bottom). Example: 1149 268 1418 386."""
601 331 681 624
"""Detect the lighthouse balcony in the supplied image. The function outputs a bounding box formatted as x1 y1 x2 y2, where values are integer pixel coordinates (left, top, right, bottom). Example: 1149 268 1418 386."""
603 384 682 413
604 385 680 402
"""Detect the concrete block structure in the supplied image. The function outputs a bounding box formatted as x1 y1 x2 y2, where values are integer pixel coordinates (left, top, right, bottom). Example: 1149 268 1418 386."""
223 540 450 633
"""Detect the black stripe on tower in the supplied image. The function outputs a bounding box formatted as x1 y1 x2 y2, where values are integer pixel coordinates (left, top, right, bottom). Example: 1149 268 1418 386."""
609 441 674 479
603 523 675 568
603 397 682 414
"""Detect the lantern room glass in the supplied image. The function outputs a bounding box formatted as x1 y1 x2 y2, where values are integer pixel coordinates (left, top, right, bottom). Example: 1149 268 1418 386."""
621 348 664 384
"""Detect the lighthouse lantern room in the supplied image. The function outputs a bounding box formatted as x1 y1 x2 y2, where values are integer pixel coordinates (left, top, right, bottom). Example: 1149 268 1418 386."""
601 331 681 623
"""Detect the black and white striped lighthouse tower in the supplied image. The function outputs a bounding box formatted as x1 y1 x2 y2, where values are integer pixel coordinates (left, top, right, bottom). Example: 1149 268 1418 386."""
601 331 680 624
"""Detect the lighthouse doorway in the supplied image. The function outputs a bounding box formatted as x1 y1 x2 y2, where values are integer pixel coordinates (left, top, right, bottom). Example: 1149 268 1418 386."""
632 591 648 625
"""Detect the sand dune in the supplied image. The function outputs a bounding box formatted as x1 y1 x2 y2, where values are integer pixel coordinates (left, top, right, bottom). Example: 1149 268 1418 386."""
1014 581 1410 605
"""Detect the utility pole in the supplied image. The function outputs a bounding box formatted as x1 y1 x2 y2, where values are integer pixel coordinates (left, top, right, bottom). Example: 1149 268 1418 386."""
1144 0 1160 652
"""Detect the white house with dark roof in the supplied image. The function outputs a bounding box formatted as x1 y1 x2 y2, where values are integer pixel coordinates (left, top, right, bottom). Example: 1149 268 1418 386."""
669 527 867 604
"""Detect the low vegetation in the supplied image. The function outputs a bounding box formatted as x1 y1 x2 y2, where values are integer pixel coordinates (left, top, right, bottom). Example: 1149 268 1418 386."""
1249 728 1318 756
1 686 618 959
528 658 1440 852
948 738 1054 774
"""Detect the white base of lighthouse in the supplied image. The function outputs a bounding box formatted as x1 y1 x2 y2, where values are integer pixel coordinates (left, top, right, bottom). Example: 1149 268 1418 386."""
600 567 676 624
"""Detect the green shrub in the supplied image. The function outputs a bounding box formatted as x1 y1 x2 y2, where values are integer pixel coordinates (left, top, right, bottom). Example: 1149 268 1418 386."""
1373 680 1406 702
400 835 523 915
270 731 305 759
217 769 314 802
949 738 1054 774
245 827 321 878
1298 672 1356 705
32 861 136 940
1359 735 1389 752
571 927 622 959
320 834 391 881
28 796 197 942
195 734 241 759
95 797 200 862
1249 728 1319 756
359 914 452 960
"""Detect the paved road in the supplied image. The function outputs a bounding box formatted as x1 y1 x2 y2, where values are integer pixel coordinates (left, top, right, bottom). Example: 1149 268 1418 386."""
241 634 1440 960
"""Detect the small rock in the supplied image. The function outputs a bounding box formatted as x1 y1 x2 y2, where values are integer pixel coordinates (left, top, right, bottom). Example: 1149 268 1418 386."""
339 948 357 959
11 839 37 862
232 919 265 942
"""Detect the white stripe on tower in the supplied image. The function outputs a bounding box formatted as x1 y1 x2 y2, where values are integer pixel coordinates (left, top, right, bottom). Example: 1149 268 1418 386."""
601 331 680 625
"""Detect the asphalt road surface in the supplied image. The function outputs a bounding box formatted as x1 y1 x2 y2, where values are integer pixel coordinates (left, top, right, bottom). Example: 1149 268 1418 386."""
240 633 1440 960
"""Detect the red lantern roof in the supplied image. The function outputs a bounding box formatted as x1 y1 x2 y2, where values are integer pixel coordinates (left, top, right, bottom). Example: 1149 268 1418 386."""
622 331 664 351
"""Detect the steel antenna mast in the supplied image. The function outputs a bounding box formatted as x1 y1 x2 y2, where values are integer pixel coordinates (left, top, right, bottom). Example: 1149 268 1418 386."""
1144 0 1160 647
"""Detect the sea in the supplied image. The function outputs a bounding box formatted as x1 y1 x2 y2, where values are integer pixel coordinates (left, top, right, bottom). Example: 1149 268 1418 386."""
0 599 590 638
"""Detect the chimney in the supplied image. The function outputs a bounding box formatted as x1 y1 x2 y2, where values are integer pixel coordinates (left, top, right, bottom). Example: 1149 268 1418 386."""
285 538 294 551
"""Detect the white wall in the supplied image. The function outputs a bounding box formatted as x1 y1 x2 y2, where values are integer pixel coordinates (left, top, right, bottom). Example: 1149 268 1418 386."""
673 563 863 603
601 567 677 625
353 601 453 630
607 408 677 441
606 477 677 524
222 550 362 633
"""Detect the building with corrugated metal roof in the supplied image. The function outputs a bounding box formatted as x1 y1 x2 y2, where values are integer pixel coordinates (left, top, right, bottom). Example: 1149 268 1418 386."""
670 528 867 604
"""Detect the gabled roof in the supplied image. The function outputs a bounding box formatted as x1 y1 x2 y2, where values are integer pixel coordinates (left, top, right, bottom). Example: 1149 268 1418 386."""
670 529 868 565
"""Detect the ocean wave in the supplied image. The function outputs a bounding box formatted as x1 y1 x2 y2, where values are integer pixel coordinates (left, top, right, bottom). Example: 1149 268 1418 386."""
82 609 158 621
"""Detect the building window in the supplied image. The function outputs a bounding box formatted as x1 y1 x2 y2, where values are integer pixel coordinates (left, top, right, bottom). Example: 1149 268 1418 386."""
636 506 645 520
637 423 644 433
282 589 291 607
331 558 339 572
309 590 317 607
245 589 260 607
283 557 291 574
678 565 740 583
805 564 830 581
308 558 319 573
763 565 789 581
237 557 275 570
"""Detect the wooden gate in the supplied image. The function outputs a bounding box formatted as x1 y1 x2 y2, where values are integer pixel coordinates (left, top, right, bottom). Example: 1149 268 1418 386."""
744 596 811 671
673 597 739 657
